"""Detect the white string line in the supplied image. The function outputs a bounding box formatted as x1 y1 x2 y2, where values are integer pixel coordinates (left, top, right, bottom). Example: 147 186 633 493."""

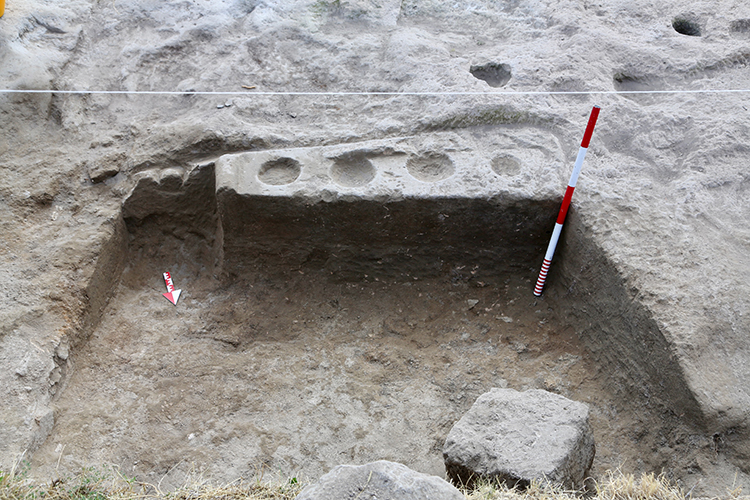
0 88 749 96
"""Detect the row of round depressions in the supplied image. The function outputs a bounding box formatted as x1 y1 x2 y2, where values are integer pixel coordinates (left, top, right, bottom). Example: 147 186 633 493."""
255 152 459 187
671 15 750 37
256 151 524 187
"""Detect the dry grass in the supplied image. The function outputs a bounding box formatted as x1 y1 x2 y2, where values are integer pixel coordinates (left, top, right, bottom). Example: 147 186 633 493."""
463 479 578 500
594 470 686 500
463 473 686 500
463 470 750 500
0 463 303 500
0 464 746 500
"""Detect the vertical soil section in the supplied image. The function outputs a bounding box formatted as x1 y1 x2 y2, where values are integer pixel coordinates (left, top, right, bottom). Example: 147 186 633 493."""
79 217 128 340
123 163 223 283
217 190 559 282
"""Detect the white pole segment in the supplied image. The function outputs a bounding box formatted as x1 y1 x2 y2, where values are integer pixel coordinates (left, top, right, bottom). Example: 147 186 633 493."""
533 106 600 296
544 223 564 261
569 147 589 188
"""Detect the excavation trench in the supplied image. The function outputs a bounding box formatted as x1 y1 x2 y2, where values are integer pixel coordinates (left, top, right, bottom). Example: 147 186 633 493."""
33 161 704 487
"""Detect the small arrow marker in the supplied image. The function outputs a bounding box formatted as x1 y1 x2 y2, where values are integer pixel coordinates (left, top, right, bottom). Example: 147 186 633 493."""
162 272 182 306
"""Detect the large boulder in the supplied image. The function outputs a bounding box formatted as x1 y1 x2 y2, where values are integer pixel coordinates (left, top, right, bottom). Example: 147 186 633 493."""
443 388 595 489
295 460 464 500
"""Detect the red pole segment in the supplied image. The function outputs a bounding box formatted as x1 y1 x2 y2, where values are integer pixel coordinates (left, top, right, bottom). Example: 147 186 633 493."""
533 106 600 296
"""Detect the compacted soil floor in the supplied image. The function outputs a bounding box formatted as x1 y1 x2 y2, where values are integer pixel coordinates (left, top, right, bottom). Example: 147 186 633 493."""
32 236 679 487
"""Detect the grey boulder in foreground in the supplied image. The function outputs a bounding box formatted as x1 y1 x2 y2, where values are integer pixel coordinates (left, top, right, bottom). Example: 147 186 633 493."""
295 460 464 500
443 388 595 489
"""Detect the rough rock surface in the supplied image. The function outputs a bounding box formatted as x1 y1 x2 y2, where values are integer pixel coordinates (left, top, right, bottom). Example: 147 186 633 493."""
1 0 750 496
443 388 595 489
294 460 464 500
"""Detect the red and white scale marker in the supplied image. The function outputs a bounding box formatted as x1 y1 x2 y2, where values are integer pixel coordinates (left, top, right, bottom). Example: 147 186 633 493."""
533 106 600 297
162 272 182 305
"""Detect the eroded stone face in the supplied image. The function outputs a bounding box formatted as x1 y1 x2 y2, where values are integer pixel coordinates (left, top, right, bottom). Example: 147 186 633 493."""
443 388 595 489
214 131 565 201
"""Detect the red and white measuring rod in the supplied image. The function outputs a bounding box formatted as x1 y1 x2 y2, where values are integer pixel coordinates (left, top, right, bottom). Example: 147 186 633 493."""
533 106 600 297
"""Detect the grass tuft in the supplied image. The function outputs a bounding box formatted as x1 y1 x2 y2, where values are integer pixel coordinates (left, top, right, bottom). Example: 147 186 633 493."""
0 465 303 500
461 472 690 500
0 466 738 500
594 470 685 500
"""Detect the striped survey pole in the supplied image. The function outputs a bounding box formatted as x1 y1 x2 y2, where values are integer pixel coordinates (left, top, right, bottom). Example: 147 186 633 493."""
533 106 600 296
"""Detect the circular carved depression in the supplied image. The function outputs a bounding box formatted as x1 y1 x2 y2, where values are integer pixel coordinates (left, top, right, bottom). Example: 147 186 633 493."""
491 154 522 176
258 157 302 185
406 153 455 182
330 154 376 187
672 15 701 36
731 19 750 33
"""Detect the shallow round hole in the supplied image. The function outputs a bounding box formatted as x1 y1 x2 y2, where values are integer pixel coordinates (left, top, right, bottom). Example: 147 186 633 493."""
258 157 302 185
672 16 701 36
730 19 750 33
330 154 376 187
491 155 522 176
613 73 653 92
470 62 512 88
406 153 455 182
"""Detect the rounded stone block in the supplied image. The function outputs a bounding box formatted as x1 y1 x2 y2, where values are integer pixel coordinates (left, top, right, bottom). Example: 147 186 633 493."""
443 388 595 489
295 460 464 500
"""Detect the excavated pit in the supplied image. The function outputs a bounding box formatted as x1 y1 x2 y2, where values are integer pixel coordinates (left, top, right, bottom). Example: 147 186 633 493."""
33 145 707 488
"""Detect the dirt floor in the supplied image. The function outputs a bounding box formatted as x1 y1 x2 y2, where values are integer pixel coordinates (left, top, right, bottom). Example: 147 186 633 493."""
30 215 707 489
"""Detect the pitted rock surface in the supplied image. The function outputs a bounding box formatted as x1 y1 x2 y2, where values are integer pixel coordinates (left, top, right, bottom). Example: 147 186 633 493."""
443 388 595 488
